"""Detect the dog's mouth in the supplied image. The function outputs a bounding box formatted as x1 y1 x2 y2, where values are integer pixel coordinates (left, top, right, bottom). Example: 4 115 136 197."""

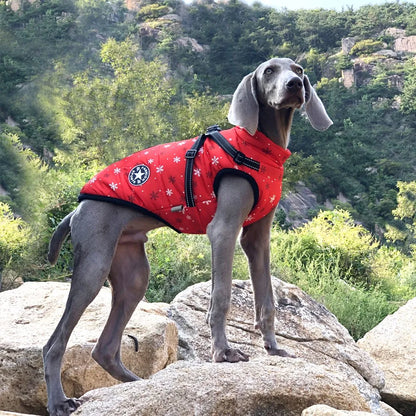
269 91 305 110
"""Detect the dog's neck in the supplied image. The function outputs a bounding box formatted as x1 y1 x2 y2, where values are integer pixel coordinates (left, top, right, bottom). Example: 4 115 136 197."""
257 105 295 149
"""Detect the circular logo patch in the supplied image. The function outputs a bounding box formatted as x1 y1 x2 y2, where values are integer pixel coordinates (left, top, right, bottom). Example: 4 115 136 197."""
128 164 150 186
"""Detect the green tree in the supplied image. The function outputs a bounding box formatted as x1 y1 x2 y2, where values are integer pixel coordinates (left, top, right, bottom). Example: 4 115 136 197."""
400 58 416 115
386 181 416 253
55 39 176 165
0 202 29 290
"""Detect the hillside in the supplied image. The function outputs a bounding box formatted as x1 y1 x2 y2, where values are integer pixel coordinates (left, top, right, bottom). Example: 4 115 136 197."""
1 0 416 310
1 0 416 232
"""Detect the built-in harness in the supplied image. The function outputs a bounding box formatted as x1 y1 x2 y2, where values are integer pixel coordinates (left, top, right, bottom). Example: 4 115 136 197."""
185 125 260 207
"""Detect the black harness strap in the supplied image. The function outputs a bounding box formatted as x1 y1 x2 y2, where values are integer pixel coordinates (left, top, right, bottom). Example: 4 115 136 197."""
185 133 207 207
184 125 260 208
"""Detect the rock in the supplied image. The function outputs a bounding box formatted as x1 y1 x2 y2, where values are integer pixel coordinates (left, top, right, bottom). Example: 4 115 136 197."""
279 183 318 228
73 357 373 416
357 297 416 416
176 36 206 53
394 36 416 53
0 282 177 415
168 278 389 414
0 412 40 416
342 37 358 55
302 403 400 416
302 404 374 415
385 28 406 39
342 68 355 88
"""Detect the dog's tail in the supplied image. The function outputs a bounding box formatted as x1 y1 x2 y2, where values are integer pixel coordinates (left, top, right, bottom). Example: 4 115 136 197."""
48 211 73 265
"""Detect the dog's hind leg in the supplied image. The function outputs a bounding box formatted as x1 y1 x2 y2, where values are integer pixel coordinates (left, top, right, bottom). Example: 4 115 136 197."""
92 232 150 382
43 251 115 416
43 201 125 416
240 209 294 358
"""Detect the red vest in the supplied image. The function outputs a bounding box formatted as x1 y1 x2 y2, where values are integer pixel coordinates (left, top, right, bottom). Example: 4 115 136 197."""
79 127 291 234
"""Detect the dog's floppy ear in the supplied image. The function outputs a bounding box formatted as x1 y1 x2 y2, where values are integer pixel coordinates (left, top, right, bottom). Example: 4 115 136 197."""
228 73 259 135
303 75 333 131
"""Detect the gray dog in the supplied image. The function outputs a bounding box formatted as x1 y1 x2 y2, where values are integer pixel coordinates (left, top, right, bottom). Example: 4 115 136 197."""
43 58 332 416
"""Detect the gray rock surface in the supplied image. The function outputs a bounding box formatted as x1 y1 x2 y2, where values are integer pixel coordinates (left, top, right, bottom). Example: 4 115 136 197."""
358 297 416 416
0 282 177 414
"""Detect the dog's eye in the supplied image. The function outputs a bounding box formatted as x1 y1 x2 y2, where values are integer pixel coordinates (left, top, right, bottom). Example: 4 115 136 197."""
295 67 303 75
264 68 273 75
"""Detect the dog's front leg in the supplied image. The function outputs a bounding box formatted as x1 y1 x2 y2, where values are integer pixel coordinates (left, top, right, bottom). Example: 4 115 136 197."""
240 209 295 358
206 176 254 363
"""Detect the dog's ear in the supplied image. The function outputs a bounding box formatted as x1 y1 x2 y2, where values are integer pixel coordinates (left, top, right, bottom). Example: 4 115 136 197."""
303 75 333 131
228 73 259 135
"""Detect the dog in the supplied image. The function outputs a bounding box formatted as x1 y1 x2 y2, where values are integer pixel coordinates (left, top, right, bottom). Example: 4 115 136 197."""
43 57 332 416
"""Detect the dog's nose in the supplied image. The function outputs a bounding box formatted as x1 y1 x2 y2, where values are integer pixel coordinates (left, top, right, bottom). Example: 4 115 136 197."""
286 77 303 92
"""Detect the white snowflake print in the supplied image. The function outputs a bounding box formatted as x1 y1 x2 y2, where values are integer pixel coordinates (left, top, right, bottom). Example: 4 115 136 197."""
148 158 154 164
198 147 204 155
246 214 254 222
211 156 220 165
178 141 186 146
114 167 121 174
202 200 212 205
109 182 118 191
164 144 171 148
90 177 97 183
270 195 276 204
166 189 173 196
156 165 164 173
173 156 181 163
210 191 216 199
194 168 201 177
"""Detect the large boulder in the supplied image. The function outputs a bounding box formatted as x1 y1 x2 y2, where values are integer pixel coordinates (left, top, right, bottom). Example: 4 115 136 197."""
358 297 416 416
394 36 416 53
0 282 177 415
167 278 393 415
73 357 373 416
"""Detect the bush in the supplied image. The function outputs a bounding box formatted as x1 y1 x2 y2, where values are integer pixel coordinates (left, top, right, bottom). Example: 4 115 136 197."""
269 209 415 339
0 202 30 290
145 228 249 302
271 210 378 286
350 39 384 56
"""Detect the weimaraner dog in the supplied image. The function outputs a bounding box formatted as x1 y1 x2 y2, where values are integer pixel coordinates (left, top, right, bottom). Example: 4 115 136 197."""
43 57 332 416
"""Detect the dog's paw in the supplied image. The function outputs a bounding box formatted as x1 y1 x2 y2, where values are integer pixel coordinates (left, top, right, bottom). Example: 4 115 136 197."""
265 346 296 358
213 347 250 363
48 397 82 416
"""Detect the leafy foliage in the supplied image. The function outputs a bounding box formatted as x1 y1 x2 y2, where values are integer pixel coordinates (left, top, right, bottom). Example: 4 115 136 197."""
1 0 416 339
0 202 29 277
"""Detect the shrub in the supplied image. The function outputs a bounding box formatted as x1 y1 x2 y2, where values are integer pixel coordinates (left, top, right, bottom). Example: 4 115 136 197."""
350 39 384 56
0 202 30 290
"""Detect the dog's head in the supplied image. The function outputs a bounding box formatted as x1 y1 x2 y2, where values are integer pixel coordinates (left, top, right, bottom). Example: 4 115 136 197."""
228 58 333 142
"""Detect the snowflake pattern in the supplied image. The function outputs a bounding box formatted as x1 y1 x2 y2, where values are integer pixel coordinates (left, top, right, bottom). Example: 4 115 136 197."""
166 189 173 196
148 159 154 164
150 191 160 200
114 167 121 174
173 156 181 163
211 156 220 165
109 182 118 191
156 165 164 173
194 168 201 177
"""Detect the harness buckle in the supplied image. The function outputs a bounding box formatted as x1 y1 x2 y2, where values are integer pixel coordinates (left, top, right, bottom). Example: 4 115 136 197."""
233 151 246 165
185 149 198 159
206 125 221 134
